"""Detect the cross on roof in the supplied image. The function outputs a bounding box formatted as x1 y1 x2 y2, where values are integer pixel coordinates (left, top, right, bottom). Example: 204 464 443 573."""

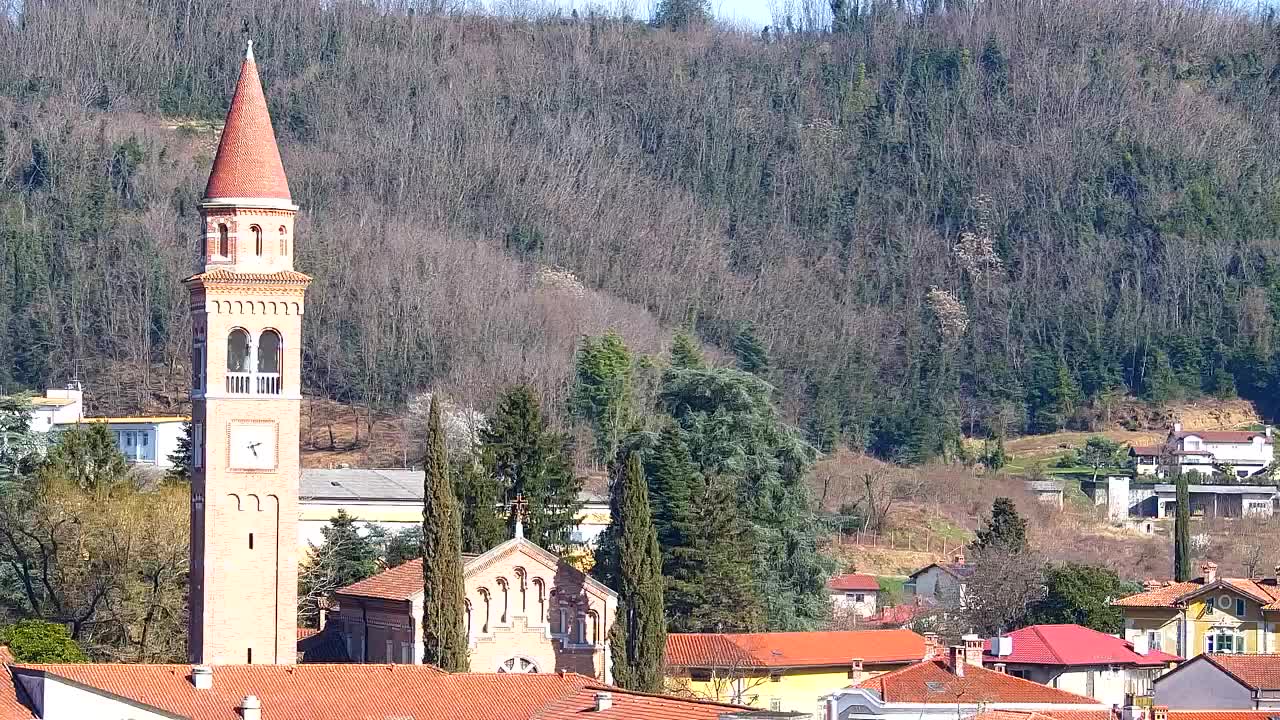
510 494 528 540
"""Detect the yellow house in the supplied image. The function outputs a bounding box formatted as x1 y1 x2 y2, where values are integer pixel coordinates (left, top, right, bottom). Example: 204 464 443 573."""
664 628 927 714
1115 561 1280 659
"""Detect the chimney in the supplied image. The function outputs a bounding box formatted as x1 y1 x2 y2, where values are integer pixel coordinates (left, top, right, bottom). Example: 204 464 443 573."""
1202 562 1218 584
239 695 261 720
191 665 213 690
962 633 984 668
949 646 966 677
990 635 1013 657
952 551 966 565
1132 634 1149 656
594 692 613 712
922 632 940 660
1153 706 1169 720
849 658 865 684
993 663 1006 674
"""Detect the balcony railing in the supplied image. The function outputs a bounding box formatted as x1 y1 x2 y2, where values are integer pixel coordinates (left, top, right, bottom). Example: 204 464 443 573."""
226 372 281 396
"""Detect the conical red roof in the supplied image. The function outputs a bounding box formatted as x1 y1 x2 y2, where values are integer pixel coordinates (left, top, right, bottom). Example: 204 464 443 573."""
204 44 291 202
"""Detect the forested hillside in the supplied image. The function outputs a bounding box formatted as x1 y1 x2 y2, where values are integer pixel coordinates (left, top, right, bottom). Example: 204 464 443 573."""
1 0 1278 461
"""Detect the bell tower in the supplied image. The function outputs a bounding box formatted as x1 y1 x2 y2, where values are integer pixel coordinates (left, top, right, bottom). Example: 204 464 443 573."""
185 41 309 665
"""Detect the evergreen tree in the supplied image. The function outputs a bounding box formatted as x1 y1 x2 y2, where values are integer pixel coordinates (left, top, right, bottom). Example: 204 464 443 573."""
669 330 704 370
0 395 44 487
1175 472 1192 582
608 453 666 692
164 420 192 483
40 423 129 494
972 497 1028 554
301 510 385 593
682 476 764 633
731 322 770 376
659 365 831 630
1029 563 1129 633
646 426 699 579
421 397 468 671
453 453 506 554
570 331 636 463
386 526 424 567
480 384 583 553
652 0 710 29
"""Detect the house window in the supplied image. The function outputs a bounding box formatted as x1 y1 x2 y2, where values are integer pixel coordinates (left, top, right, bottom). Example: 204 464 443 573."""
141 433 148 447
1237 598 1247 617
385 639 393 662
1206 629 1244 654
855 593 866 603
402 642 412 664
690 670 712 682
252 225 263 256
1146 630 1161 652
770 699 783 712
217 224 229 257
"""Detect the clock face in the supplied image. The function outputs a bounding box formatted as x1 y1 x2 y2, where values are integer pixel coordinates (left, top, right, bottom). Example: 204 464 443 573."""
228 423 277 471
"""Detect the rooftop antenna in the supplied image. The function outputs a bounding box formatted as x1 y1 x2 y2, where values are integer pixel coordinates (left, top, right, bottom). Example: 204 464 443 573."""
68 359 83 392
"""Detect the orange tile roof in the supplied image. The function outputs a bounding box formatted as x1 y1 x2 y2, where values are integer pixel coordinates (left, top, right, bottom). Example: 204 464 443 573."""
1202 653 1280 689
0 648 10 665
204 44 291 202
1114 577 1280 609
857 659 1100 704
0 665 28 720
828 573 881 592
3 665 741 720
296 627 318 641
666 629 925 668
977 711 1280 720
337 558 424 602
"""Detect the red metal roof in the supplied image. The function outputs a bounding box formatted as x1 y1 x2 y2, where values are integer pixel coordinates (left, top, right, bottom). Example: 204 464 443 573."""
982 625 1180 667
2 665 742 720
856 659 1101 704
204 45 291 202
828 573 881 592
666 629 925 668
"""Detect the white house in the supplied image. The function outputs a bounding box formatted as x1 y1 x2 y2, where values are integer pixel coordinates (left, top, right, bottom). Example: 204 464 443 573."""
828 573 880 618
82 416 188 467
905 555 972 608
21 385 84 431
1131 424 1275 479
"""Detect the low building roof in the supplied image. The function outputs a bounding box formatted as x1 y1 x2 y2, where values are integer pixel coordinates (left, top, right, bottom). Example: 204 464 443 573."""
666 629 925 669
1114 577 1280 610
300 468 608 504
77 416 188 425
909 562 975 581
856 659 1099 704
3 664 750 720
1175 430 1273 445
982 624 1180 667
1198 653 1280 690
336 556 478 601
28 397 77 408
827 573 880 592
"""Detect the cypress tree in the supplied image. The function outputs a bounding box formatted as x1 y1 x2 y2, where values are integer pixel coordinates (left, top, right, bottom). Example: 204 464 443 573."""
1174 472 1192 582
608 453 666 692
421 397 469 671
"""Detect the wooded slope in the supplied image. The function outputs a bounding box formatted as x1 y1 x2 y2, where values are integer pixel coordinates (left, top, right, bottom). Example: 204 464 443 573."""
1 0 1277 460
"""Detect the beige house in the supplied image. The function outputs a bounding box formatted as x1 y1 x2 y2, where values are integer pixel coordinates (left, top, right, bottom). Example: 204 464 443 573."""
328 528 618 681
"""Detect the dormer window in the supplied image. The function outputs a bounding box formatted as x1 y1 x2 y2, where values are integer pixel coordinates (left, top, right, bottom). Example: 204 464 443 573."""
252 225 263 256
217 224 229 257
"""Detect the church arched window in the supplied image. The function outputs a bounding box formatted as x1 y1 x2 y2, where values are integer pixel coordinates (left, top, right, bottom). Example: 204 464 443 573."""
279 226 288 255
227 329 251 372
533 578 546 625
251 225 263 256
217 224 229 257
479 588 491 634
464 599 472 641
514 568 528 613
256 330 282 395
587 610 600 646
496 578 509 624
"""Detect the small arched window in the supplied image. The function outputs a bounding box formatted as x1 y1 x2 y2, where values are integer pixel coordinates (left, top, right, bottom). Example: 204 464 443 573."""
251 225 263 256
257 330 281 374
279 226 288 255
227 329 251 372
217 224 229 257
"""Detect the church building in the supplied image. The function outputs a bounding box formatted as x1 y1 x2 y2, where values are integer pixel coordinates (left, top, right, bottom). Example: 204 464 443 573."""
327 523 618 681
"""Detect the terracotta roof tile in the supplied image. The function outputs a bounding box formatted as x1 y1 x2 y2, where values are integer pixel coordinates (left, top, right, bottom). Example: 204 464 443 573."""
828 573 881 592
337 558 424 602
204 46 291 202
1204 653 1280 690
1116 576 1280 610
296 628 318 641
982 624 1180 666
856 659 1100 704
0 665 28 720
184 268 312 285
1175 430 1272 444
977 711 1280 720
666 629 925 668
2 665 742 720
1113 581 1201 607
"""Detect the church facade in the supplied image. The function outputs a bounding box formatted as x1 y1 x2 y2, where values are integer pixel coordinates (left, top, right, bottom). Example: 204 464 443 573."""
330 534 617 681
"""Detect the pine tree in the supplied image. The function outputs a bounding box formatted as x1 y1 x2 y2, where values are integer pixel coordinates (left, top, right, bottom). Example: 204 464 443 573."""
480 384 583 553
570 331 636 464
652 0 710 28
608 453 666 692
1175 472 1192 582
684 476 764 633
731 322 770 376
972 497 1028 554
421 397 469 671
164 420 193 483
453 452 506 554
669 330 704 369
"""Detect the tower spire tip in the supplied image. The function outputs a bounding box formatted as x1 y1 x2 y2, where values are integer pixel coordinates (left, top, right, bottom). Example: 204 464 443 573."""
246 39 254 62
